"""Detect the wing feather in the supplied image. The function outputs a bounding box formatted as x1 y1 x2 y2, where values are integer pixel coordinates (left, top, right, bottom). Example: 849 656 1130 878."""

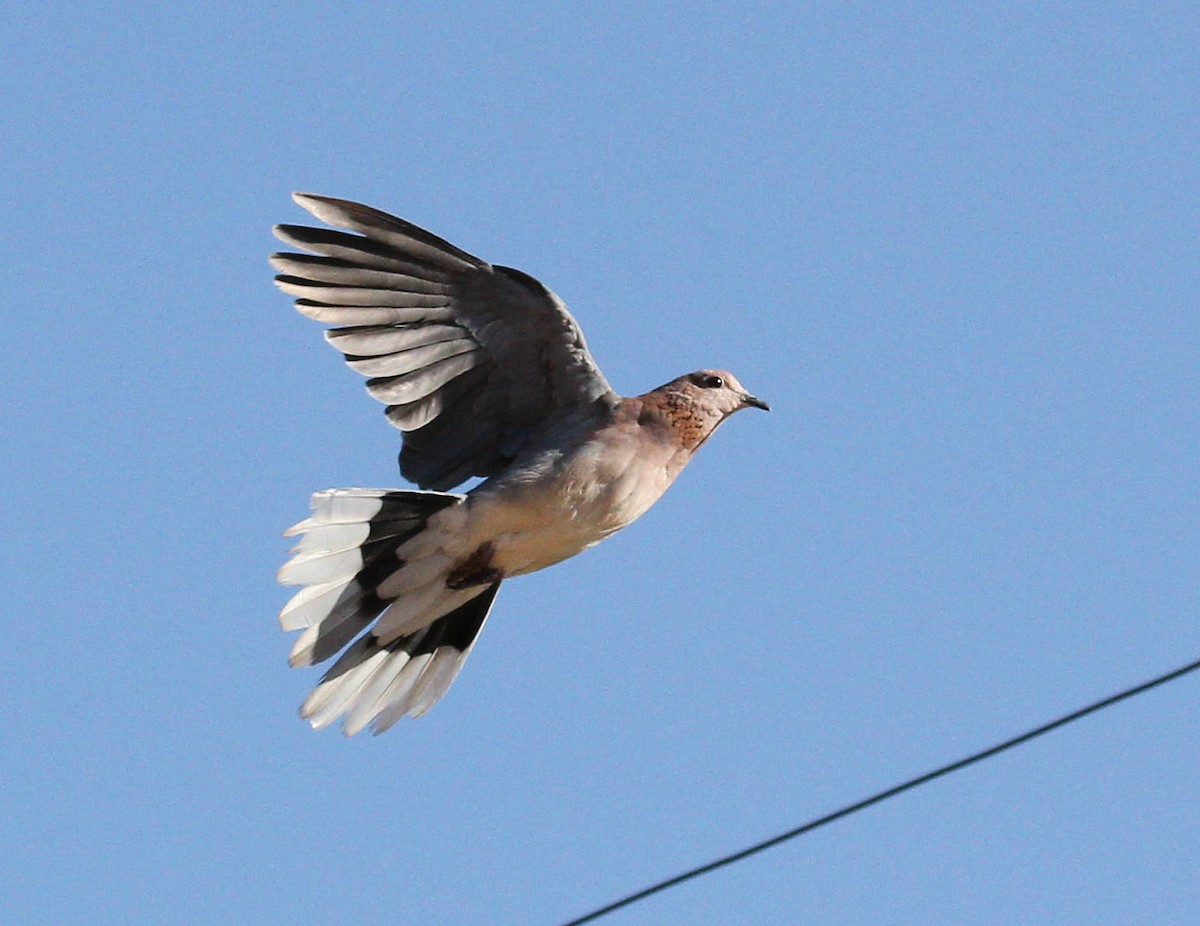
326 323 464 357
276 277 452 309
346 339 476 378
294 301 455 326
269 253 451 295
276 193 614 489
384 364 492 432
365 352 482 405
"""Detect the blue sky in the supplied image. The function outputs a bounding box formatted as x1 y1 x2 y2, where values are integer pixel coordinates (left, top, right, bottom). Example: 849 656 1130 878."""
4 3 1198 924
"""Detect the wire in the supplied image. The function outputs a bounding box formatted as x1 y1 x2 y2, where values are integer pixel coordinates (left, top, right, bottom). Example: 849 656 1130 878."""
555 655 1200 926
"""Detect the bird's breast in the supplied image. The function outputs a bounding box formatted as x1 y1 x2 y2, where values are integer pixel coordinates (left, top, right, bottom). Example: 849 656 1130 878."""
464 426 683 577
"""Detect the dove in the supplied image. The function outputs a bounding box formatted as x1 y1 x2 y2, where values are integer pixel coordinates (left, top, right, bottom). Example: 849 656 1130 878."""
274 194 768 734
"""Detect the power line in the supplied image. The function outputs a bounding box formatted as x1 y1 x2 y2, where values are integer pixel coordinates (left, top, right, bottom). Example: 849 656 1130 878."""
555 655 1200 926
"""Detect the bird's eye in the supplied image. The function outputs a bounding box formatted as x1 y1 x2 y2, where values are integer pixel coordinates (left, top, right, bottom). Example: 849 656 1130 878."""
702 374 724 389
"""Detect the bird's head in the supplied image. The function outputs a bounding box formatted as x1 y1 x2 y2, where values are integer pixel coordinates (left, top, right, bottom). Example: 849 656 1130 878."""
681 369 770 415
643 369 769 451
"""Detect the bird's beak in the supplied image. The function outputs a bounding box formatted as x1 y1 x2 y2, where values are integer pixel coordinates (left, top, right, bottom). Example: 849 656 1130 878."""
742 393 770 412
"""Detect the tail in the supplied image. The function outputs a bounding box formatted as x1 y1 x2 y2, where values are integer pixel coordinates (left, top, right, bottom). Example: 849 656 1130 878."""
277 488 501 735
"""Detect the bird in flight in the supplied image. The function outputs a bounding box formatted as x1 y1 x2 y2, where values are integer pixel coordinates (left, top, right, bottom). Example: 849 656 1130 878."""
274 194 768 734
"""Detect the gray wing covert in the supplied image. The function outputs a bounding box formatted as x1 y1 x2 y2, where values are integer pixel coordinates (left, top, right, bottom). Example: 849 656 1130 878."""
272 194 614 490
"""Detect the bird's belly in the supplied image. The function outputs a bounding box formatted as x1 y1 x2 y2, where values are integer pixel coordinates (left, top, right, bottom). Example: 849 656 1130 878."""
495 522 599 576
468 457 672 577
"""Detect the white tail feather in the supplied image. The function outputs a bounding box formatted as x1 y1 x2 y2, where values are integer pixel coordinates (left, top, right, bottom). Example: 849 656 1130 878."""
284 489 392 536
342 652 429 736
277 546 369 587
280 487 492 734
302 649 390 729
290 521 371 556
278 578 354 631
407 649 467 717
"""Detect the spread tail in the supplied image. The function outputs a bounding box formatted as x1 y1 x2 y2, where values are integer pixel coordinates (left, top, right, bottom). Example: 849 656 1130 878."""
278 488 501 734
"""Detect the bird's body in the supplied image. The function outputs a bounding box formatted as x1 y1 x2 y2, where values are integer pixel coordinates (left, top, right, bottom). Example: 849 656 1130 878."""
465 391 696 575
275 194 766 734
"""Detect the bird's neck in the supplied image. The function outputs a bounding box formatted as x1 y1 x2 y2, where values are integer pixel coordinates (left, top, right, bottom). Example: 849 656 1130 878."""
635 390 714 453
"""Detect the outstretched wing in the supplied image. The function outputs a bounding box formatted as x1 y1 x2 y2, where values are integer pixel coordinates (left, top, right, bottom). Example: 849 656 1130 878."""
273 194 614 490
